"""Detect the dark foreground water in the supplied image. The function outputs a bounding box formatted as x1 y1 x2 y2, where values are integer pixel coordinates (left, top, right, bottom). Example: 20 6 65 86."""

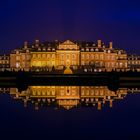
0 86 140 140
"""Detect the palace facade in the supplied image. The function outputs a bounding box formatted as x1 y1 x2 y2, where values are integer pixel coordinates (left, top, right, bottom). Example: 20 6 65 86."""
9 40 128 72
10 86 129 110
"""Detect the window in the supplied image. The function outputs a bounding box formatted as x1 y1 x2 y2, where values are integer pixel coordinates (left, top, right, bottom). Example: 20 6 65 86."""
16 50 19 54
100 54 104 60
61 61 64 65
66 54 70 59
95 48 98 52
81 54 84 59
86 48 89 51
38 54 41 58
91 54 94 59
111 55 115 60
22 55 25 60
72 54 76 59
42 54 46 58
16 56 20 61
33 54 36 58
16 62 20 68
72 61 76 65
47 54 50 59
81 48 84 51
107 55 110 60
81 61 85 65
61 54 64 60
95 54 99 59
86 54 89 59
119 62 123 67
52 54 55 59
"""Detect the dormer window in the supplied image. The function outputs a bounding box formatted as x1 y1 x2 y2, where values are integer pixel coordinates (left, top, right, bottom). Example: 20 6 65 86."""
48 48 51 51
91 48 94 51
81 48 84 51
108 50 111 53
95 48 98 52
86 48 89 51
43 48 46 51
16 50 19 54
26 49 29 53
38 48 41 51
52 48 55 51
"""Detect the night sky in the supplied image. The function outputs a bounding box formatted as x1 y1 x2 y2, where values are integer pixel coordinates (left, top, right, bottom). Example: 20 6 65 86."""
0 0 140 54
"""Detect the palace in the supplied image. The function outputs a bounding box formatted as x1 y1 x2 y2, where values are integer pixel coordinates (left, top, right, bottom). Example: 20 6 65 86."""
7 86 139 110
1 39 140 72
9 39 129 72
0 86 139 110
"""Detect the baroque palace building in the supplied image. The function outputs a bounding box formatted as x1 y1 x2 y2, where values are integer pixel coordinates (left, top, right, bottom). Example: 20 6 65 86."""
9 39 128 72
0 86 139 110
9 86 127 110
7 86 139 110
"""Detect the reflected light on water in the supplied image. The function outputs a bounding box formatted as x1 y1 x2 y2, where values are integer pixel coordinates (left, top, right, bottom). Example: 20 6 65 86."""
1 86 139 110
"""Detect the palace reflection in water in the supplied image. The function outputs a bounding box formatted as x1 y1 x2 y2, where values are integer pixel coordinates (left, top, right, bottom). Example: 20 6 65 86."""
0 86 139 110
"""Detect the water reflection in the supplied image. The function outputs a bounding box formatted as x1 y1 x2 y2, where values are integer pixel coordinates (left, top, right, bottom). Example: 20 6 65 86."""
0 86 139 110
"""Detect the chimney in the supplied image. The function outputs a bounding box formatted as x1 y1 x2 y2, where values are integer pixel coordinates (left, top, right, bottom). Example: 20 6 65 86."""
109 41 113 49
24 41 28 49
35 39 39 47
97 40 102 48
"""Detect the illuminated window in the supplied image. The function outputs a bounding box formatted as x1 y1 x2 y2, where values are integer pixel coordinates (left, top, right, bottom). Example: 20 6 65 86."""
66 54 70 59
86 48 89 51
61 61 64 65
72 54 76 59
33 54 36 58
81 61 85 65
26 49 29 53
91 48 94 51
95 48 98 52
38 54 41 58
86 90 89 95
95 54 99 59
52 48 55 51
119 62 123 67
52 54 55 59
16 50 19 54
86 54 89 59
22 55 25 60
118 51 121 54
47 54 50 59
72 61 76 65
107 55 110 60
86 61 89 65
91 54 94 59
111 62 114 67
125 63 127 67
16 62 20 68
81 54 84 59
111 55 115 60
100 54 104 60
16 56 20 61
42 54 46 58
